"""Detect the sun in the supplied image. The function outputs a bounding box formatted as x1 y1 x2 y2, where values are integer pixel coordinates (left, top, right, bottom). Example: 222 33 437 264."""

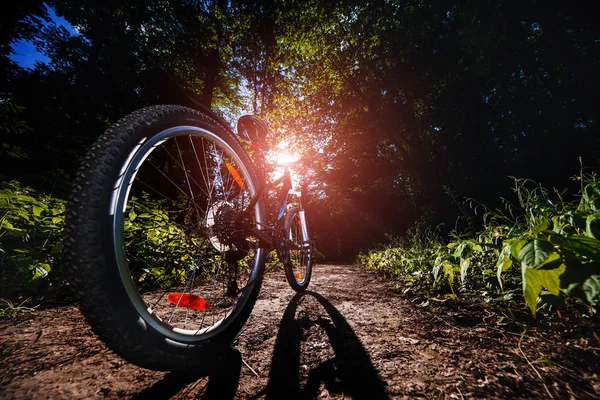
277 150 297 166
276 140 298 166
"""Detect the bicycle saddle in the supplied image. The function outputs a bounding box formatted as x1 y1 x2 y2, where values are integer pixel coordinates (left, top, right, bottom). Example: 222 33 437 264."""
237 115 269 144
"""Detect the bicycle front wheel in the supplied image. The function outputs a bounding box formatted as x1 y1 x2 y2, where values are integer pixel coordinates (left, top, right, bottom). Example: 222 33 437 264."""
283 208 313 292
64 105 266 371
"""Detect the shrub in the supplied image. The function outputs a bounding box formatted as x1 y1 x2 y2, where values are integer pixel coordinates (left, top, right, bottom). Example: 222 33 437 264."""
357 174 600 316
0 181 65 294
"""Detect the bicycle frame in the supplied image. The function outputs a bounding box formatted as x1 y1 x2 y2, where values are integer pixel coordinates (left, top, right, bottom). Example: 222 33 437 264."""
242 165 299 249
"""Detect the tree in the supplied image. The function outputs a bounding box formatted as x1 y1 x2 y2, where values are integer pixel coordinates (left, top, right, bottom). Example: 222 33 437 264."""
0 0 49 93
1 0 598 259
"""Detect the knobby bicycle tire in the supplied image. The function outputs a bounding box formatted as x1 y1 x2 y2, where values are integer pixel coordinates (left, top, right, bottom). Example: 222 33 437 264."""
64 105 266 372
283 207 313 292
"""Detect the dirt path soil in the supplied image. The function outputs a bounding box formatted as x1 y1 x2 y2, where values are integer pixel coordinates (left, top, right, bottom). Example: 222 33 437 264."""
1 263 599 399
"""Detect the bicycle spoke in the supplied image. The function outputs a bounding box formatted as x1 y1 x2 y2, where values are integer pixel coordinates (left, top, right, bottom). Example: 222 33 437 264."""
117 128 262 336
174 137 203 219
191 136 211 198
156 142 210 200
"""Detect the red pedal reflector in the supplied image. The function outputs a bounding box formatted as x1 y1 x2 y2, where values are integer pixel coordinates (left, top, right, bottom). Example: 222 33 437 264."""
295 272 303 279
168 293 210 310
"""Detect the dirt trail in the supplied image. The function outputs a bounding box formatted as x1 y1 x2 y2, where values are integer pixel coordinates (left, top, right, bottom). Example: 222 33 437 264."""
1 263 599 399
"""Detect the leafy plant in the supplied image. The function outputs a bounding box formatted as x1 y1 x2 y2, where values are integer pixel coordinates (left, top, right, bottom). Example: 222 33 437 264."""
124 194 211 289
0 298 37 318
495 177 600 315
0 181 276 297
356 225 447 291
358 173 600 316
123 193 258 290
0 181 65 294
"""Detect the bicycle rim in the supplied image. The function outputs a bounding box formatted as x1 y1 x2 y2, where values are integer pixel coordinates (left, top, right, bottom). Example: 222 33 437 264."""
111 125 263 344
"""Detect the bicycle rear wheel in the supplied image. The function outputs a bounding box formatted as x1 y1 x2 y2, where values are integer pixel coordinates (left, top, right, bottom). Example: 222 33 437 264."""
283 208 313 292
64 105 266 371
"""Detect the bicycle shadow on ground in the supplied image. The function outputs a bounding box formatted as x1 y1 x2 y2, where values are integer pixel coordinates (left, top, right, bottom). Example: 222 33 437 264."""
265 291 388 400
130 346 241 400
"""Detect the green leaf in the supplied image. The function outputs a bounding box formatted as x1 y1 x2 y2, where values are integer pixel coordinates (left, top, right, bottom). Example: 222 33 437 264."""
496 245 513 290
548 233 600 261
32 263 50 279
1 220 15 230
582 275 600 303
433 260 455 285
50 242 64 255
443 261 455 285
33 206 45 217
454 242 473 259
432 262 442 282
529 219 550 236
569 214 587 231
2 220 26 233
522 263 566 316
584 184 595 201
14 194 38 204
518 239 559 268
579 183 600 212
17 210 32 221
510 239 527 259
586 216 600 240
551 215 565 233
496 258 512 277
460 258 471 283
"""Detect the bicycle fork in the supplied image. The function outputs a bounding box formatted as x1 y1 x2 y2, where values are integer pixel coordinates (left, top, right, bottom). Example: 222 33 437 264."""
297 210 309 243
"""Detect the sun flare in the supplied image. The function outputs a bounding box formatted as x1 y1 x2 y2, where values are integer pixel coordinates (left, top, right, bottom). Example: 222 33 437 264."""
276 150 297 166
275 140 298 166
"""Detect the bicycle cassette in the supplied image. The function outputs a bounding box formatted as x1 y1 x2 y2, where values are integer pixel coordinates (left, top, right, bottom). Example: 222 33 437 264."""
205 200 238 251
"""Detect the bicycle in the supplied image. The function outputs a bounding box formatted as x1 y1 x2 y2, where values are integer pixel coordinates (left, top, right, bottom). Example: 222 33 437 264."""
64 104 314 372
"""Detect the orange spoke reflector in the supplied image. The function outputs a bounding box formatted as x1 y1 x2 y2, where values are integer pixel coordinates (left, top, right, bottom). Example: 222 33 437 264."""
226 163 245 190
295 272 303 279
168 293 210 310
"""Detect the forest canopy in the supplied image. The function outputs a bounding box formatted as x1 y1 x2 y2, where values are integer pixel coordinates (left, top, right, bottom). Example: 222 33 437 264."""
1 0 599 262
